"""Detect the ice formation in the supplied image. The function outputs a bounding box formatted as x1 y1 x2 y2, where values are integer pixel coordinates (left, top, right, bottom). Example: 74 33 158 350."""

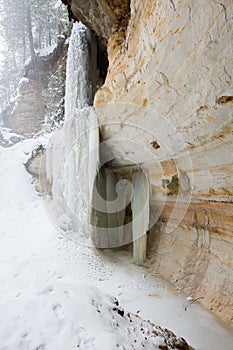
46 22 149 263
132 169 150 265
46 22 99 237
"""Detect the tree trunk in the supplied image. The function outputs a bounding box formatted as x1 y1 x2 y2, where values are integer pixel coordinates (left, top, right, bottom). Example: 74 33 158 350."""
27 5 35 63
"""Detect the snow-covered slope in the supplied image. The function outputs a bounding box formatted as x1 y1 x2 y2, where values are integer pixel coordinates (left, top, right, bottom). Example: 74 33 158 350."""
1 281 191 350
0 131 233 349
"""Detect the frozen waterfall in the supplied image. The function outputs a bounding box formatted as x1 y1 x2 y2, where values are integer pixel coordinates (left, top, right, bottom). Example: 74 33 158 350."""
46 22 149 264
46 23 99 239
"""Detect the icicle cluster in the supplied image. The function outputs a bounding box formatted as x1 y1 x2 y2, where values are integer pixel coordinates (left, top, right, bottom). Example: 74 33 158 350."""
46 23 99 237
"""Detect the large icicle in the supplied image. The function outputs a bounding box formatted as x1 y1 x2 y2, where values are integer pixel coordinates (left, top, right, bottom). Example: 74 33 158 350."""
132 169 150 265
46 22 99 238
105 171 126 247
88 109 100 204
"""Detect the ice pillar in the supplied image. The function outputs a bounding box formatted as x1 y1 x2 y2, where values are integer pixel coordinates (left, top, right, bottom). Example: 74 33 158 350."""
132 169 150 265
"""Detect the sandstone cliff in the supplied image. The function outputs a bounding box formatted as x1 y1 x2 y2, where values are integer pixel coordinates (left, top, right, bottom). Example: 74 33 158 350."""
61 0 130 38
10 38 68 135
65 0 233 325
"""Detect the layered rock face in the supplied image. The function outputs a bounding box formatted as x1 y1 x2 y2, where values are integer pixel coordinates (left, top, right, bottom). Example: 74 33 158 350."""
67 0 233 325
61 0 130 37
10 39 67 135
10 78 46 135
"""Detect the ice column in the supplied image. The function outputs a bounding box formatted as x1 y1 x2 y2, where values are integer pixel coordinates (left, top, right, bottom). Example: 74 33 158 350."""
132 169 150 265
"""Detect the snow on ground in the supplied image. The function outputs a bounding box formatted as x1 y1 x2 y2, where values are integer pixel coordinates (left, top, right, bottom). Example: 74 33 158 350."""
0 132 233 349
0 128 23 148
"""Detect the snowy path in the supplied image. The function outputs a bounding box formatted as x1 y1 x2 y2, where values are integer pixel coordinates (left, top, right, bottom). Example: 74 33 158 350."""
0 136 233 349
